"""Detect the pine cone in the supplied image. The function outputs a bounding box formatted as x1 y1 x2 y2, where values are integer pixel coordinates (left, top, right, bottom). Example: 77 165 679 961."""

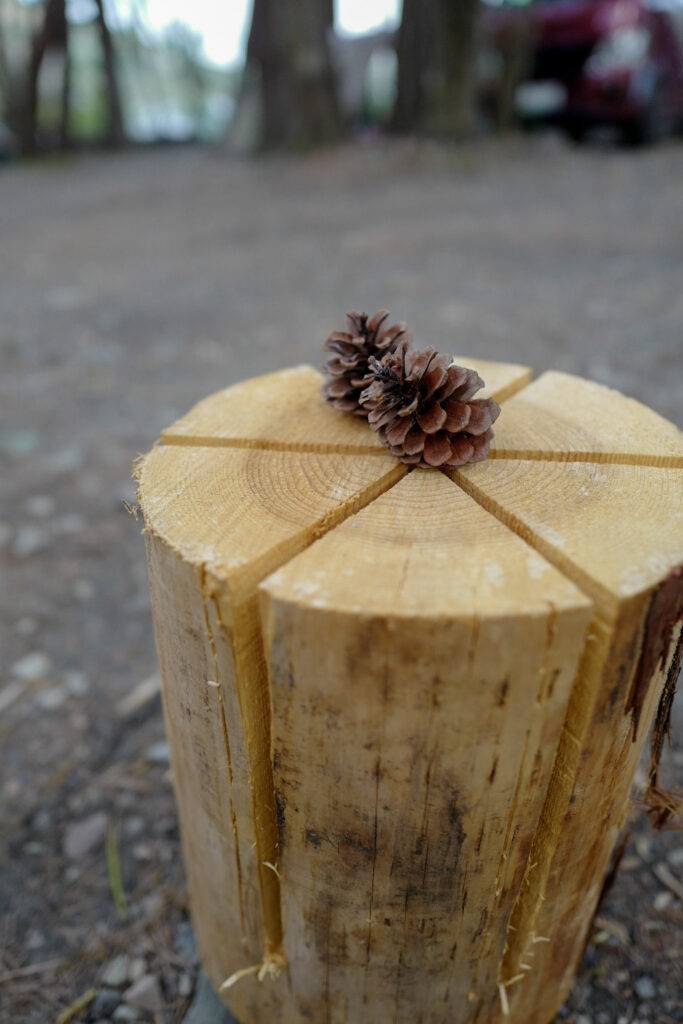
321 310 411 417
360 342 501 468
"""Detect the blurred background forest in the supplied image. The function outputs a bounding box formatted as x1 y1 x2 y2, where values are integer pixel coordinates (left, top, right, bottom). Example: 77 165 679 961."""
5 0 683 159
0 0 489 158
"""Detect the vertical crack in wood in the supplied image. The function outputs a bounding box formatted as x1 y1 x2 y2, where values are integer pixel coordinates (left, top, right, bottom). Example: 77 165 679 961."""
439 618 479 1005
215 591 283 960
204 461 410 969
365 755 381 976
199 565 248 950
324 905 332 1024
536 606 558 705
496 730 531 900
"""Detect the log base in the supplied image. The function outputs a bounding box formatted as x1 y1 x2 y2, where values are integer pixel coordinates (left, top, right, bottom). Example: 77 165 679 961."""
136 360 683 1024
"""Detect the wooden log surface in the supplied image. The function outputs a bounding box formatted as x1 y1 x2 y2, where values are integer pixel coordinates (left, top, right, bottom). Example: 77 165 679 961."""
136 360 683 1024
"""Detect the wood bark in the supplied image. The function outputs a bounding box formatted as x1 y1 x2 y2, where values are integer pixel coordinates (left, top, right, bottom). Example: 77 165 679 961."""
240 0 341 151
495 7 536 133
137 361 682 1024
94 0 125 147
393 0 481 138
392 0 436 132
21 0 68 155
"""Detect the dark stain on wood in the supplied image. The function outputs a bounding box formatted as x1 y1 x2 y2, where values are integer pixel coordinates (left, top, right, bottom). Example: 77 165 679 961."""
626 565 682 741
449 795 465 839
472 907 488 942
305 827 322 849
274 789 287 844
497 677 510 707
488 757 498 785
546 667 560 700
338 830 374 860
645 620 683 829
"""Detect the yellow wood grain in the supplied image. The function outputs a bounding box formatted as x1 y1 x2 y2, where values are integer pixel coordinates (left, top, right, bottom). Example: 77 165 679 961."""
161 360 531 452
490 371 683 467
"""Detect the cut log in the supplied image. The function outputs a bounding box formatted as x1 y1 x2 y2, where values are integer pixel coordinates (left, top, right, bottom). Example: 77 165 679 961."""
136 363 683 1024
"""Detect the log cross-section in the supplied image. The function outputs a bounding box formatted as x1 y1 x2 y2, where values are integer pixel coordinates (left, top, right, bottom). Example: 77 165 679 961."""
136 361 683 1024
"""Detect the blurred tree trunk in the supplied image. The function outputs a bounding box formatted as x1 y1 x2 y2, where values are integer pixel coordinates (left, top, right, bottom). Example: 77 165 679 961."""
59 40 70 150
22 0 68 155
237 0 342 151
496 6 536 132
94 0 125 147
392 0 435 132
393 0 481 139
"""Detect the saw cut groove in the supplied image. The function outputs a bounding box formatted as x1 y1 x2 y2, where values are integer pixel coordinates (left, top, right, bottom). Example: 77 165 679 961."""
161 434 681 470
161 361 533 457
488 448 683 469
160 434 383 455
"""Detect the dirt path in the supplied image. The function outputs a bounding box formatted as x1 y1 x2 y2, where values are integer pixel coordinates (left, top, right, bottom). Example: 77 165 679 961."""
1 137 681 1024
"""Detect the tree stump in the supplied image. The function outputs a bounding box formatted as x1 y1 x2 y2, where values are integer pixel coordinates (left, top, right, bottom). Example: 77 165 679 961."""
136 359 683 1024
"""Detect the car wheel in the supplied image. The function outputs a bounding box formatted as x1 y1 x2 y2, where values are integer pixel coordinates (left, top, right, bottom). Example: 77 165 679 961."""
622 88 669 147
563 120 587 144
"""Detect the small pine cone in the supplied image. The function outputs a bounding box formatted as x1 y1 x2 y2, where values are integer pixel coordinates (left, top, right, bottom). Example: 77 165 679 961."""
360 342 501 468
321 310 411 417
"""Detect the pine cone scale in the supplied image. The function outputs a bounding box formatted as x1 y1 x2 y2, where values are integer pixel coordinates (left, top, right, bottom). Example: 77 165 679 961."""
423 433 455 467
322 310 410 417
359 340 500 469
402 425 426 455
416 403 447 434
443 400 471 432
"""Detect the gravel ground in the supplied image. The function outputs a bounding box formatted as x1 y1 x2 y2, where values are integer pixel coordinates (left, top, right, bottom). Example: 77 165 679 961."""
1 136 682 1024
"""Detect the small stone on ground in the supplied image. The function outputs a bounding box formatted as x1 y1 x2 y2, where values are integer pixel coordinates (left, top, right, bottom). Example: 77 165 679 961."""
182 972 238 1024
63 812 108 860
123 974 163 1012
100 954 131 988
633 976 656 1000
11 651 51 682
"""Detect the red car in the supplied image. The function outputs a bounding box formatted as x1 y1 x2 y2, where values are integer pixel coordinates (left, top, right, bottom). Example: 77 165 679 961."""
480 0 683 142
